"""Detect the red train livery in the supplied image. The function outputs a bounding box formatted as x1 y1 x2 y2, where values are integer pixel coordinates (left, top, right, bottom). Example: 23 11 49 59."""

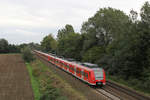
34 50 106 86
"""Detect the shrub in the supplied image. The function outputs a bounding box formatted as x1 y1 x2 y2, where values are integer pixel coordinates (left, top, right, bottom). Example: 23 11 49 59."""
40 79 61 100
32 67 42 77
21 47 34 62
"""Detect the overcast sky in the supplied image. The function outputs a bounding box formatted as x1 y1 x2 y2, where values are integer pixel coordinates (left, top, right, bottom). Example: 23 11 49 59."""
0 0 149 44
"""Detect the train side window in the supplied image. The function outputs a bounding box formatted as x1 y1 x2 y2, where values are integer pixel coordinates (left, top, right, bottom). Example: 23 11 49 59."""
69 66 73 71
63 63 65 67
76 68 81 74
67 64 69 68
86 73 88 78
64 63 66 67
71 66 74 71
81 70 84 76
83 72 88 78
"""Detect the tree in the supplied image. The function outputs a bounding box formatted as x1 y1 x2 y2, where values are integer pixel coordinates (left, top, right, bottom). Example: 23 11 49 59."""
8 44 20 53
0 38 9 53
57 25 82 60
81 8 129 49
82 46 105 63
57 24 74 40
80 7 129 64
28 42 42 50
41 34 57 52
129 9 138 23
99 2 150 80
21 46 34 62
140 1 150 26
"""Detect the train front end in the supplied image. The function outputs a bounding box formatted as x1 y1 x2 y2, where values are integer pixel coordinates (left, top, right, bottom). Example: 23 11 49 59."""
82 63 106 87
92 68 106 87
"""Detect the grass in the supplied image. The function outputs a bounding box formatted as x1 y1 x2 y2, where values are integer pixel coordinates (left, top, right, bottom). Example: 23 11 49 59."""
26 63 41 100
26 59 86 100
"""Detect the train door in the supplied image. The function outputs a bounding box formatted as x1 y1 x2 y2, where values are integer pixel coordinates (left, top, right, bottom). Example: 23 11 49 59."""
58 60 61 67
83 70 89 81
59 60 63 68
88 72 91 83
66 63 70 71
48 56 50 61
76 67 81 78
72 65 75 74
62 61 65 69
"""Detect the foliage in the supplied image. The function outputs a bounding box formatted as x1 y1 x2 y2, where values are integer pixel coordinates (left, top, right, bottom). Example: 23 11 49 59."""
0 38 21 53
40 82 61 100
57 25 83 60
57 24 75 40
41 34 57 52
21 47 34 62
82 46 105 63
81 8 129 51
0 38 9 53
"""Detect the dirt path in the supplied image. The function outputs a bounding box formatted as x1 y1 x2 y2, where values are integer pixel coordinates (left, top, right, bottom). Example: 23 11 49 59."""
0 54 34 100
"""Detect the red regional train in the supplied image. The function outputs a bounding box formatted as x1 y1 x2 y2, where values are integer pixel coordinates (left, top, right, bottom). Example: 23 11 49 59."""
34 50 106 86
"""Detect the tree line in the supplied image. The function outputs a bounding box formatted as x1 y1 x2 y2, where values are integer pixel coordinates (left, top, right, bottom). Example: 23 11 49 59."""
40 2 150 93
0 39 41 54
0 39 20 53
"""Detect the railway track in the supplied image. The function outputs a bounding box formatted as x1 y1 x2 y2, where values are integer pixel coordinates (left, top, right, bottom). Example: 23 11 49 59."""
95 81 150 100
35 52 150 100
96 88 121 100
105 80 150 100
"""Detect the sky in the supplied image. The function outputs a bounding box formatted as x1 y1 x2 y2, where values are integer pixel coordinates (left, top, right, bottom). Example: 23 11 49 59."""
0 0 149 44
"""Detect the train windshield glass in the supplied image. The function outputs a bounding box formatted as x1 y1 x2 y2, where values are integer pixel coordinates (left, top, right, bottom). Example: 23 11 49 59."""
92 68 103 80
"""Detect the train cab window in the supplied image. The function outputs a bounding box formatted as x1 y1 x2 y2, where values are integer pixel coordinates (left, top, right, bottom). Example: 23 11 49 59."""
92 68 103 80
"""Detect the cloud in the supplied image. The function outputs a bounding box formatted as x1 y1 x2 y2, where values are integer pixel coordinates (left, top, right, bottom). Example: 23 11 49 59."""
0 0 149 44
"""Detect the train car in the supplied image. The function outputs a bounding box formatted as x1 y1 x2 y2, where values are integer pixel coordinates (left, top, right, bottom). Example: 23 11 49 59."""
34 50 106 86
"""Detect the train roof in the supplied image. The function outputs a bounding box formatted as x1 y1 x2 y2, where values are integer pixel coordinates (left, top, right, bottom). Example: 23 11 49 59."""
81 62 99 68
51 55 92 71
35 50 96 71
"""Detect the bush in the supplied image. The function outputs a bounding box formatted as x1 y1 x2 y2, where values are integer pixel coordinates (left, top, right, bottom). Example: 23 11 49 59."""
32 67 42 77
21 47 34 62
40 78 62 100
